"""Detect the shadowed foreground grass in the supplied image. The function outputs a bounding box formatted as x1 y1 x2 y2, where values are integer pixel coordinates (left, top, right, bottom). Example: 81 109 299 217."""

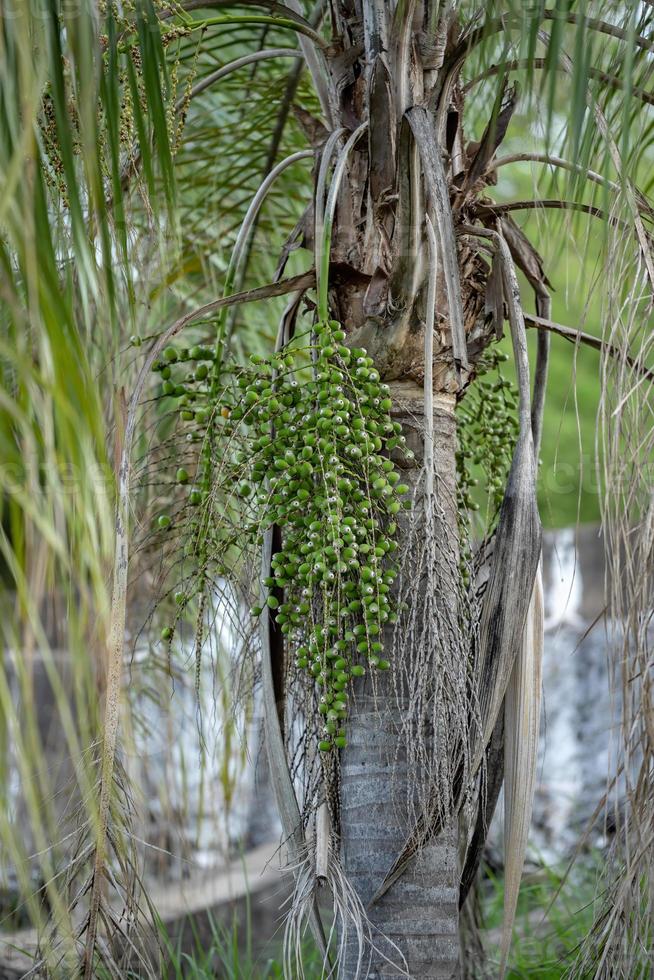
146 855 600 978
156 911 324 979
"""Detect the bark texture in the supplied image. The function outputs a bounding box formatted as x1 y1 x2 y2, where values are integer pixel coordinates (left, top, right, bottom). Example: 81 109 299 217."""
340 390 460 979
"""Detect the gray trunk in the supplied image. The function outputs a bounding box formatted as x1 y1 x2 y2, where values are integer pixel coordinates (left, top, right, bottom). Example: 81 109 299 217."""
339 390 461 979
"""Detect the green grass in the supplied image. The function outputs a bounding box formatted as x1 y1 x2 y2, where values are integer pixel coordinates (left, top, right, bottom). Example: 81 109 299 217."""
479 858 601 978
148 856 603 979
154 910 325 979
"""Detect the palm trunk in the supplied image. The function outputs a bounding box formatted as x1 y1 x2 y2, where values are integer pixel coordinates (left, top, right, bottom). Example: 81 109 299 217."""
314 4 498 971
340 389 461 979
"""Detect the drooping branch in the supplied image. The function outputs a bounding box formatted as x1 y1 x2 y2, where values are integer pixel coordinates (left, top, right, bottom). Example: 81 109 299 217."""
539 10 654 55
477 199 609 222
458 238 551 911
464 58 654 109
224 0 328 337
461 219 654 380
500 566 543 979
488 153 654 221
178 48 300 107
170 0 329 49
314 127 348 262
285 0 333 124
524 312 654 383
495 217 552 457
488 153 615 192
180 13 328 48
221 150 314 345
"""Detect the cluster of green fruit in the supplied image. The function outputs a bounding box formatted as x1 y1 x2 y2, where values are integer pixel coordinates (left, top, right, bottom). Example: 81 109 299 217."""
147 319 412 753
148 340 226 636
150 339 224 511
151 341 216 417
239 319 412 753
456 347 518 523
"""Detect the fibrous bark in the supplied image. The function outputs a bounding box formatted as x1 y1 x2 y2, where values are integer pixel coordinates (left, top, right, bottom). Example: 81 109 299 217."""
340 391 461 979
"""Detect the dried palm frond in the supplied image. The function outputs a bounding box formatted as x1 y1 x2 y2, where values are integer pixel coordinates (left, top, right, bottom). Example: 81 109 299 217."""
499 564 544 979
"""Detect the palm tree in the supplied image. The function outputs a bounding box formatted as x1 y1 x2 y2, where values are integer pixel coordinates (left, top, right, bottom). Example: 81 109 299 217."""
1 1 653 978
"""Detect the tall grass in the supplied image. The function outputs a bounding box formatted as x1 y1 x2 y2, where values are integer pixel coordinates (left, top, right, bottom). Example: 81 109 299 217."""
479 859 601 979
